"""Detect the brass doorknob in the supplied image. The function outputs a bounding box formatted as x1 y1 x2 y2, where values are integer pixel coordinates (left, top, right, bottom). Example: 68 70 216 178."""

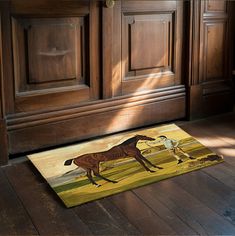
106 0 115 8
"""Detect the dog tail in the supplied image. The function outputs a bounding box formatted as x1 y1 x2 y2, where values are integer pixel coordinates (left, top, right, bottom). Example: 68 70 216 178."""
64 159 73 166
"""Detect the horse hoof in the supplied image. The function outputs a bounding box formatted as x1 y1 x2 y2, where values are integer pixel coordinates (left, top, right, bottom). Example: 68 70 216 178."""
112 181 118 184
95 184 101 188
149 170 155 173
157 166 163 169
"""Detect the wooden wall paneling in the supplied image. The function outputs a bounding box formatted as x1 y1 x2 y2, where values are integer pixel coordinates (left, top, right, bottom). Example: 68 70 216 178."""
8 90 186 154
0 2 9 165
5 0 187 156
10 0 101 113
102 3 113 99
112 0 122 97
118 1 184 95
188 0 233 119
1 1 15 114
89 0 100 100
10 0 90 16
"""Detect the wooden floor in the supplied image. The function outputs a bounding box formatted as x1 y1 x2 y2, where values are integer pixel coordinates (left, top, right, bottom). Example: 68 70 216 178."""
1 112 235 235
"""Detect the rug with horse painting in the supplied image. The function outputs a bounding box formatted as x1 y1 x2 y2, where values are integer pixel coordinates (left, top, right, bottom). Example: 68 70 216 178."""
28 124 223 208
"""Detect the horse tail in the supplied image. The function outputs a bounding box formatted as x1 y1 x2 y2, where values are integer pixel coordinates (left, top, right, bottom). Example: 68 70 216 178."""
64 158 74 166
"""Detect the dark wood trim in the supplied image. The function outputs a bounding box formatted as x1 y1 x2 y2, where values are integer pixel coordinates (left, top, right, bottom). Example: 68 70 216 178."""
0 1 15 114
112 0 122 97
102 3 113 98
7 85 185 130
189 0 201 86
0 120 8 165
8 94 185 154
188 0 233 119
0 6 9 165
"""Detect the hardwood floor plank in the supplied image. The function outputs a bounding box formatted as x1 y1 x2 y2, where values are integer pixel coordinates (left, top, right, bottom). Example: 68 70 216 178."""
180 121 235 167
0 169 38 235
1 112 234 235
135 178 235 235
4 162 92 235
74 198 140 235
202 162 235 190
133 188 197 235
109 190 176 235
173 170 235 228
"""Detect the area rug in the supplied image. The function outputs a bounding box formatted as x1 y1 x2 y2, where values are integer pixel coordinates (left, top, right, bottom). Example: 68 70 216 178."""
28 124 223 208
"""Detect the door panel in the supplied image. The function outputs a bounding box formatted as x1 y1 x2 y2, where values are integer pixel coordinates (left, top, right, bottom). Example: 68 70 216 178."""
113 0 183 95
199 0 229 94
1 0 187 159
189 0 233 118
10 0 100 112
203 21 226 81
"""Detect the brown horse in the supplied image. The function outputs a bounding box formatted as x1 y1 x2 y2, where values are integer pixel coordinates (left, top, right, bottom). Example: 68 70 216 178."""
64 135 163 187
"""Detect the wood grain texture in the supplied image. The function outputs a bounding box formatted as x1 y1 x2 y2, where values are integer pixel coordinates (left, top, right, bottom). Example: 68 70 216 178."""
0 0 234 165
8 95 185 154
0 1 15 114
110 191 176 235
173 171 235 228
74 198 140 235
133 187 197 235
0 119 8 165
119 1 183 95
0 169 37 235
11 0 90 15
0 12 8 165
188 0 233 119
10 0 100 113
4 162 92 235
143 178 235 235
102 5 113 99
205 0 227 13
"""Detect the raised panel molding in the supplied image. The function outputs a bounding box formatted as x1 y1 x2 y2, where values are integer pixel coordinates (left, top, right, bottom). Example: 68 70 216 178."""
202 21 226 81
115 1 183 95
205 0 226 12
12 16 88 92
7 85 186 154
188 0 233 119
122 12 174 81
129 14 171 71
8 1 101 113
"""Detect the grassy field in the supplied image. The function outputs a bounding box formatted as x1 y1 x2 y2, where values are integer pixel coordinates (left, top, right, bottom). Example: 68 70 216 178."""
52 137 223 207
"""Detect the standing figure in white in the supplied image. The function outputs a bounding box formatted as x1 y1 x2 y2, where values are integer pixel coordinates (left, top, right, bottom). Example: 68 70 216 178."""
158 135 195 164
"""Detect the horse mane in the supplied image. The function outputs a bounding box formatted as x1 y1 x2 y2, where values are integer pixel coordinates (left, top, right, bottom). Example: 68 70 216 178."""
120 136 137 145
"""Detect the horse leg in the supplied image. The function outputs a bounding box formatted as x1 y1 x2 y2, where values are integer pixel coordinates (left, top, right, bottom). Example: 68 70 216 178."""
132 148 162 169
92 164 117 184
86 169 101 187
133 155 155 173
138 153 163 169
93 172 118 184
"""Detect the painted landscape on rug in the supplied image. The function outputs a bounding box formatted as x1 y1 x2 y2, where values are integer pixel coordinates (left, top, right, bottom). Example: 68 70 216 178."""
28 124 223 207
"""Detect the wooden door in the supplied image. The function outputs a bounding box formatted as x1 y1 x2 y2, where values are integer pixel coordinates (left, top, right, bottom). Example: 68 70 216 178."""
3 0 101 113
0 0 188 160
111 1 185 97
189 0 234 118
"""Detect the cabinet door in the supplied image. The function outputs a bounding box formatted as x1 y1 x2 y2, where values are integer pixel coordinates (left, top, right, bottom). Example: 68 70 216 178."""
3 0 100 113
112 1 184 96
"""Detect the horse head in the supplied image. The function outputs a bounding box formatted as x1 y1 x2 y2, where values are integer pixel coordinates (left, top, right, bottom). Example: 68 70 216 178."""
135 135 155 141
